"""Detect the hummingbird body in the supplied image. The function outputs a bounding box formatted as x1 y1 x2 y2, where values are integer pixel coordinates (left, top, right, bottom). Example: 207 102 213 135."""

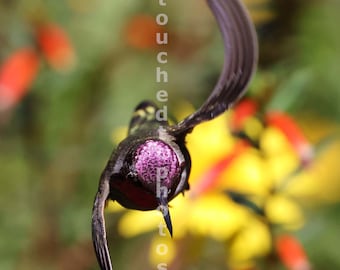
104 103 191 211
92 0 259 269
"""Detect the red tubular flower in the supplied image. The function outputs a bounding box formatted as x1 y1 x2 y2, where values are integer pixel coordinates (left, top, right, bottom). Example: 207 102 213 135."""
190 141 249 197
266 112 314 164
275 234 311 270
36 23 76 71
0 48 40 111
124 14 165 50
230 99 258 132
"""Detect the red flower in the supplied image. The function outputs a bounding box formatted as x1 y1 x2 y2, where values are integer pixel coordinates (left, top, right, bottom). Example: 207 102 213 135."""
190 141 249 197
36 23 76 71
266 112 314 164
230 99 258 132
124 14 165 50
276 234 311 270
0 48 39 111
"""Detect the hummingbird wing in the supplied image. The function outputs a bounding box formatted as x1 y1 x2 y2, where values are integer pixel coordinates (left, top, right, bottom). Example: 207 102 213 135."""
171 0 258 137
92 101 173 269
92 172 113 270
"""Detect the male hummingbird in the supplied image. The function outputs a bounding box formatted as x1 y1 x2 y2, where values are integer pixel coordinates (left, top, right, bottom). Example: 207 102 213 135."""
92 0 258 269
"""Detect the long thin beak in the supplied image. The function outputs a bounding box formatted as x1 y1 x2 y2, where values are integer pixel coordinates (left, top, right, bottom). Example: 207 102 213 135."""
158 196 173 237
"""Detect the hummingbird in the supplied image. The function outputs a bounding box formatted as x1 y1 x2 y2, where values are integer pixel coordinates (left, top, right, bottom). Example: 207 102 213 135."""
92 0 258 269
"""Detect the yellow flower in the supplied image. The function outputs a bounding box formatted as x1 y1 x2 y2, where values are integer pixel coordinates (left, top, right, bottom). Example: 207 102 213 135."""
107 102 339 268
149 235 176 267
228 218 272 264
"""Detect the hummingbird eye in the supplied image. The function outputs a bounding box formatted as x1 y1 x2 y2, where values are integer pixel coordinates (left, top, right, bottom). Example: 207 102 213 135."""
133 140 181 192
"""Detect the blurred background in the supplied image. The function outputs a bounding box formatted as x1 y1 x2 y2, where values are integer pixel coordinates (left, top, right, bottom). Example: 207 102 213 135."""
0 0 340 269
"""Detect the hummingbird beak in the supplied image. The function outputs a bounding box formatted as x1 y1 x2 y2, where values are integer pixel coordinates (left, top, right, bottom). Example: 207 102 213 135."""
158 195 173 237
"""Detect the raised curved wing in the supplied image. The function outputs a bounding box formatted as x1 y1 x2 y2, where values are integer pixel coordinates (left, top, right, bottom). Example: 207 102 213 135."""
92 172 113 270
171 0 258 137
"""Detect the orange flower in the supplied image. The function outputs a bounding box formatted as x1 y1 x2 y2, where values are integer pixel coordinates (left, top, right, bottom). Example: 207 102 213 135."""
266 112 314 164
0 48 39 111
36 23 76 71
230 99 259 132
190 141 249 197
124 14 165 50
276 234 311 270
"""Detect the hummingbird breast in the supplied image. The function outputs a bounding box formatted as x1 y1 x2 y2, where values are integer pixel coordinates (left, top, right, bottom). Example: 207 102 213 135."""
108 127 189 211
134 139 181 192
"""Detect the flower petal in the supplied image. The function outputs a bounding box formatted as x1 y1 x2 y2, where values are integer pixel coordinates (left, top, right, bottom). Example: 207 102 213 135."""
266 112 314 164
265 195 304 229
0 48 39 111
149 235 176 267
276 234 310 270
36 23 76 71
118 210 161 237
187 195 248 240
228 218 271 263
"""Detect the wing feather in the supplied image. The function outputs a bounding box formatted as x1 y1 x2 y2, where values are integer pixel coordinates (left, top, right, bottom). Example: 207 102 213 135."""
172 0 258 136
92 173 113 270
